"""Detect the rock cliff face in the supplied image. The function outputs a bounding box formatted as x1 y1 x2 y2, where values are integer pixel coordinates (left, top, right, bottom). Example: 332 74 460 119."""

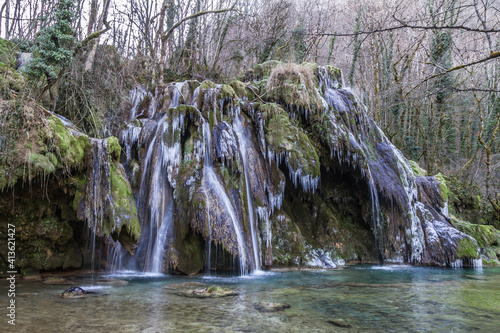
0 99 140 274
109 61 481 274
0 60 485 276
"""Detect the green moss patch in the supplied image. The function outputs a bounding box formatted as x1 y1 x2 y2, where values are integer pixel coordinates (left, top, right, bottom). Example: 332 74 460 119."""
109 164 140 241
456 237 479 259
262 104 320 178
454 219 500 248
48 116 89 168
434 173 449 202
0 38 19 68
410 160 427 177
107 136 121 161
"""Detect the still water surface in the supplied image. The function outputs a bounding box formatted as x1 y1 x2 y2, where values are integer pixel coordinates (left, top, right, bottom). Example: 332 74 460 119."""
3 265 500 332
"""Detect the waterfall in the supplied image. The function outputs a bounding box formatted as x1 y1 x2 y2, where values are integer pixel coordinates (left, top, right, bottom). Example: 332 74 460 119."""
203 121 249 275
233 113 261 271
101 67 485 275
367 170 384 263
204 191 212 276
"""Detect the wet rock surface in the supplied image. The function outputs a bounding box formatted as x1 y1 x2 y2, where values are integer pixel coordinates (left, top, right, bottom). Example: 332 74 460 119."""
253 302 291 313
172 285 239 298
59 287 96 299
328 318 351 328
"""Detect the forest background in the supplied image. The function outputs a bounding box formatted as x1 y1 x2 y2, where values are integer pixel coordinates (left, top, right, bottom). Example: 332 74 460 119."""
0 0 498 226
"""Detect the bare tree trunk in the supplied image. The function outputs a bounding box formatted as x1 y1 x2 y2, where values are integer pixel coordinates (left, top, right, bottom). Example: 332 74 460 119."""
87 0 98 36
5 0 10 39
84 0 111 72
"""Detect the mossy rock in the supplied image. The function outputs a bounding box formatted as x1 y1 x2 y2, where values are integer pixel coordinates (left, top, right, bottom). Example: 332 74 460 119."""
48 116 89 168
434 173 449 203
481 248 499 266
0 62 25 92
229 80 253 100
28 152 57 174
107 136 121 161
36 217 73 244
179 286 238 298
456 237 479 259
0 38 19 68
266 63 324 112
108 164 140 242
410 160 427 177
217 84 238 101
200 80 217 89
263 104 320 178
172 230 204 275
252 60 283 79
248 79 268 98
454 219 500 248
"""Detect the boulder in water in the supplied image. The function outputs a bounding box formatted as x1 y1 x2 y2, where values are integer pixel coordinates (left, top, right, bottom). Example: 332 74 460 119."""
175 285 238 298
59 287 95 299
328 318 351 328
253 302 291 313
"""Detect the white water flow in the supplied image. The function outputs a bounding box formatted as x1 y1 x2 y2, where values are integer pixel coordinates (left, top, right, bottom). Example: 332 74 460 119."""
204 191 212 276
233 115 261 271
367 169 384 263
202 121 248 275
150 197 173 273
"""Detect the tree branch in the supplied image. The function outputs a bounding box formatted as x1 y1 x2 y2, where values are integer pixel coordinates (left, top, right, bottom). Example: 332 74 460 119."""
313 24 500 37
406 51 500 97
80 19 111 47
161 7 238 43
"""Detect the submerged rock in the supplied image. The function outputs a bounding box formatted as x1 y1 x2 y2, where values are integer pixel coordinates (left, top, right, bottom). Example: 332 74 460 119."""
176 285 238 298
328 318 351 328
253 302 291 313
59 287 96 299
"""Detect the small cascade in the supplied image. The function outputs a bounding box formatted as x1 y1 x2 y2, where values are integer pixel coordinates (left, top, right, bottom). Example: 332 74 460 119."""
120 123 141 164
121 109 177 272
203 121 249 275
150 198 173 273
257 207 273 267
233 114 261 271
204 191 212 276
128 86 150 120
367 169 384 263
471 259 483 268
106 238 126 271
81 139 111 274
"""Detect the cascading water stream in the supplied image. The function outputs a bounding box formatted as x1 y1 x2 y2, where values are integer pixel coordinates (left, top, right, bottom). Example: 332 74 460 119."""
202 121 249 275
204 191 212 276
367 170 384 263
233 113 261 271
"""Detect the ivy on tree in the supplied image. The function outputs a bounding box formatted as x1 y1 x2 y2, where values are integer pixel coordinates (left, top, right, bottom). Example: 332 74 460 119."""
24 0 77 99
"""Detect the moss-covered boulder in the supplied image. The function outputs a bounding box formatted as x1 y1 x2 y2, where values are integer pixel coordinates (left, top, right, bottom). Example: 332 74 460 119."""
454 219 500 248
260 103 320 182
266 63 324 112
456 237 480 259
0 96 140 273
0 38 25 94
410 160 427 177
